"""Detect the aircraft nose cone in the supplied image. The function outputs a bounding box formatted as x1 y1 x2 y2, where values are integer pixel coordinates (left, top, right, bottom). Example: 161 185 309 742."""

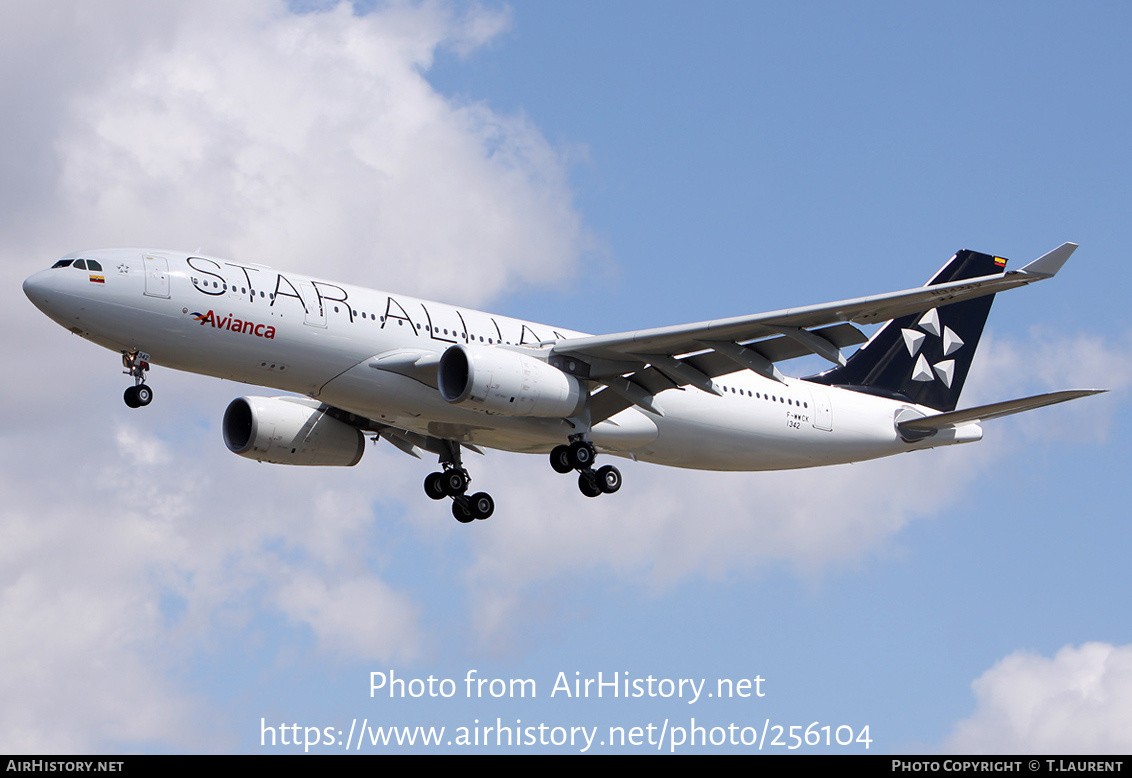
23 270 50 304
23 268 67 319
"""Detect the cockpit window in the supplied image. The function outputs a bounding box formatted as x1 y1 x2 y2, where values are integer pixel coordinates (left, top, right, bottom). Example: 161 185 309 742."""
51 259 74 269
86 260 103 271
73 259 87 270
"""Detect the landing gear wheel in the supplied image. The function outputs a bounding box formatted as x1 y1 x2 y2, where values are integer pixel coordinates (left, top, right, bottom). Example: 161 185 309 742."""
121 352 152 408
134 384 153 406
441 469 468 497
578 471 602 498
596 464 622 494
568 440 595 470
424 472 447 500
452 500 475 524
468 492 495 520
550 445 574 474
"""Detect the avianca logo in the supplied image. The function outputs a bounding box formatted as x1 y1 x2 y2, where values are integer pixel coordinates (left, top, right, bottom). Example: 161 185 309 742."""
190 310 276 339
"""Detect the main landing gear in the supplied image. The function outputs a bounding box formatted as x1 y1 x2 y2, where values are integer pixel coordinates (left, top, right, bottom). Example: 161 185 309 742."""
423 441 495 524
122 351 153 408
550 438 622 498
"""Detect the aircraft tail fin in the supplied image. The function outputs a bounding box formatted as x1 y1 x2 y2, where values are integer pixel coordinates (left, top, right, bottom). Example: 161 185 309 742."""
806 249 1007 411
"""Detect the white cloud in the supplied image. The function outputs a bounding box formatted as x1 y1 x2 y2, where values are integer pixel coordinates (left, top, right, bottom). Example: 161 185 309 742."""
967 329 1132 405
0 410 430 752
276 573 421 661
943 643 1132 754
50 0 586 305
116 425 173 466
964 329 1130 444
0 463 195 752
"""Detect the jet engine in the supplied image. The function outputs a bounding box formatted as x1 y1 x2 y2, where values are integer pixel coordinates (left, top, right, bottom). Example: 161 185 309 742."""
222 396 365 466
437 344 585 417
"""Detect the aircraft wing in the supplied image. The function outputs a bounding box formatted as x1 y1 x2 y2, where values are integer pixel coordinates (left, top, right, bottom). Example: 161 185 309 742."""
547 243 1077 421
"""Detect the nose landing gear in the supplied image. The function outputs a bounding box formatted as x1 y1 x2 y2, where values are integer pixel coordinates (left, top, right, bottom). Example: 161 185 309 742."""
122 351 153 408
550 438 621 498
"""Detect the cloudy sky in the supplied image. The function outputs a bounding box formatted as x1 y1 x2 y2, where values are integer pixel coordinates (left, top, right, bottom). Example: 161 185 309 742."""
2 1 1130 754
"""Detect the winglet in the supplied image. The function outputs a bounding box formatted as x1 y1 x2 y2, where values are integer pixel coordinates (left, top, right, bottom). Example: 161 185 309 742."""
1016 242 1078 278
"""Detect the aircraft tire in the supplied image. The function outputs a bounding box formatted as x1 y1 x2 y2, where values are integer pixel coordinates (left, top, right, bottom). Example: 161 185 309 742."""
442 469 467 497
568 441 595 470
424 472 447 500
469 492 494 520
578 471 602 498
550 445 573 474
134 384 153 406
596 465 622 494
124 386 140 408
452 500 475 524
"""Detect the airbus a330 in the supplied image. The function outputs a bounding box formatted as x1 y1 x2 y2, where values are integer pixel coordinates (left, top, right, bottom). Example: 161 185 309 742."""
23 243 1101 523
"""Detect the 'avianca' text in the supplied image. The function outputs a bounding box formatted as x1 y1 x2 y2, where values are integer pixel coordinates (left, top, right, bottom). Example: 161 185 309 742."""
192 310 277 339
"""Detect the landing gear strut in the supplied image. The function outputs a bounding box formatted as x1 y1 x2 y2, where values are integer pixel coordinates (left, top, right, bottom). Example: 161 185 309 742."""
122 351 153 408
550 437 621 498
423 440 494 523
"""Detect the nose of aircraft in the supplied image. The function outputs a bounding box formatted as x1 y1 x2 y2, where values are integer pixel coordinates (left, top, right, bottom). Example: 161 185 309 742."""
23 268 67 319
23 266 59 305
23 269 51 303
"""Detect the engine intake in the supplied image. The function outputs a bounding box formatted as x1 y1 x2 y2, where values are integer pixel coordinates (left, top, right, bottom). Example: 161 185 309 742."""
437 344 584 417
223 396 365 466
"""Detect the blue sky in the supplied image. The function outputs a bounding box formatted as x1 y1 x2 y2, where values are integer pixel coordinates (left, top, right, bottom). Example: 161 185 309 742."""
2 1 1130 754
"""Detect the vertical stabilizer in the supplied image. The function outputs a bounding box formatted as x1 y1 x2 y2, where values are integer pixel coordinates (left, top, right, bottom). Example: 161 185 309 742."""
805 250 1006 411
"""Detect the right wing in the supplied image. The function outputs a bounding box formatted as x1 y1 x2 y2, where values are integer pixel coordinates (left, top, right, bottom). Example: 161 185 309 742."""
547 243 1078 421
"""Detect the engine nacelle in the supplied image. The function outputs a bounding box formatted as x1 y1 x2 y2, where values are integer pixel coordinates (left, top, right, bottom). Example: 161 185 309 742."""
437 344 585 417
223 396 365 466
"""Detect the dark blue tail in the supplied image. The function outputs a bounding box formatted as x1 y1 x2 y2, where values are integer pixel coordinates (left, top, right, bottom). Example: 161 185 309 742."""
805 249 1007 411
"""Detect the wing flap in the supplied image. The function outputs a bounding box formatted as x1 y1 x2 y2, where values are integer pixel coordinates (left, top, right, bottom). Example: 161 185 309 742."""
589 385 636 424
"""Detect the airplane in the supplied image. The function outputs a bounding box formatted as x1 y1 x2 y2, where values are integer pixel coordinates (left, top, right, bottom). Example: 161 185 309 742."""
22 243 1103 523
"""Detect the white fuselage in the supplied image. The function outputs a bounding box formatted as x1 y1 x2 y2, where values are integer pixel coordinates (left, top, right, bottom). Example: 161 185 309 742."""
23 249 979 471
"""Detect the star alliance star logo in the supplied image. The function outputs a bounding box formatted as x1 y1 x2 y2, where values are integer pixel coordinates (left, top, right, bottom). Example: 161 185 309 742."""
902 308 963 388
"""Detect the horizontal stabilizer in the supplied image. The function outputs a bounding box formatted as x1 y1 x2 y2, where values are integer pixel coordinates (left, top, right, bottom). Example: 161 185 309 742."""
897 389 1105 432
